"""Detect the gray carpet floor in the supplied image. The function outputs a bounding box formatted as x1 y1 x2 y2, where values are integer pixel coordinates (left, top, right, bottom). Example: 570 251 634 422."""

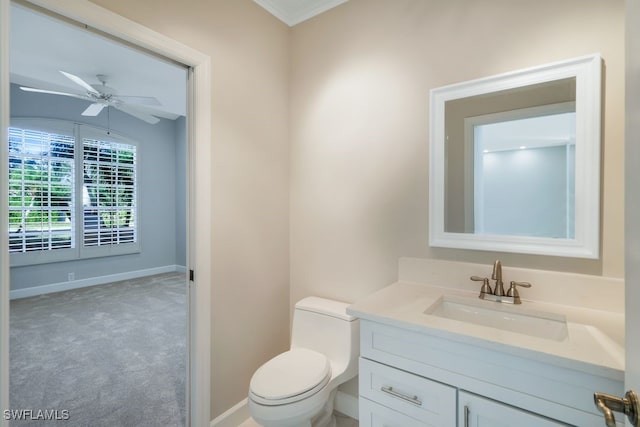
9 272 187 427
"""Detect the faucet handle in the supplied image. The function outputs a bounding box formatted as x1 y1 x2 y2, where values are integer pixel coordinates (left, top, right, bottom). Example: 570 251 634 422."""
470 276 493 298
509 281 532 289
507 281 532 304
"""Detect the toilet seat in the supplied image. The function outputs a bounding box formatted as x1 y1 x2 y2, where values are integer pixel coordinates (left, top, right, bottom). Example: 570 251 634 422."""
249 348 331 406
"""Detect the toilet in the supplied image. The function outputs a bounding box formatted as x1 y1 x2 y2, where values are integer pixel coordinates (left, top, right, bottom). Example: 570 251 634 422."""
248 296 360 427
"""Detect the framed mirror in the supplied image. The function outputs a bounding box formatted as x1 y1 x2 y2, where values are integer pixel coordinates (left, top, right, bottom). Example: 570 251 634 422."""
429 54 602 258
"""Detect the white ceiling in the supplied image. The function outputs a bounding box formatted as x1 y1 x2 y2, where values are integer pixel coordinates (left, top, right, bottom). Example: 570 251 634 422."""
10 4 187 120
9 1 346 122
253 0 348 26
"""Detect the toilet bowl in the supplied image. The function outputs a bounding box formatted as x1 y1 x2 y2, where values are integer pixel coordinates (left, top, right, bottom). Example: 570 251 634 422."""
248 297 359 427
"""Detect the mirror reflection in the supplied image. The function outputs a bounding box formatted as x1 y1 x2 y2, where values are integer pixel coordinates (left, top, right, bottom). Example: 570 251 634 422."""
444 78 577 239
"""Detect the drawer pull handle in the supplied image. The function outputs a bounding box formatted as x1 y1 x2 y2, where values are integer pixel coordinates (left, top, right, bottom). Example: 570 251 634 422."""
381 386 423 406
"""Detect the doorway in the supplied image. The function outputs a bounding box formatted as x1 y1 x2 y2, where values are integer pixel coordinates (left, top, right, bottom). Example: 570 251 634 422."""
0 1 212 426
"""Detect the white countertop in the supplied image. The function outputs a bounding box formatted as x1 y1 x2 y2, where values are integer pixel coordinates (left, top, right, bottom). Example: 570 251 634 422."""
347 281 625 381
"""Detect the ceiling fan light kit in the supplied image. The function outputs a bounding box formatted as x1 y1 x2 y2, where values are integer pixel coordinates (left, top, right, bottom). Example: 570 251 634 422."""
19 70 162 124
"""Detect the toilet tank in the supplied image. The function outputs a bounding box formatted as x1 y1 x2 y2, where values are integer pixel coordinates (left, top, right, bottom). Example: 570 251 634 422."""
291 297 359 378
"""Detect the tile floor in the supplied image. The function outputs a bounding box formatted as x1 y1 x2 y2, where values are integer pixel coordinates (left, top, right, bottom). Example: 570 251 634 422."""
239 412 358 427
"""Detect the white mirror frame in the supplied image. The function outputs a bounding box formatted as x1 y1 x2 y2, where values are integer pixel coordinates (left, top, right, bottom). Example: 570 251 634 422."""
429 54 602 258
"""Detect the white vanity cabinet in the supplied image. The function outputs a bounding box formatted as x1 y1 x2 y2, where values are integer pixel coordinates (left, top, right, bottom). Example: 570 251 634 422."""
359 398 441 427
358 319 624 427
458 391 566 427
359 359 567 427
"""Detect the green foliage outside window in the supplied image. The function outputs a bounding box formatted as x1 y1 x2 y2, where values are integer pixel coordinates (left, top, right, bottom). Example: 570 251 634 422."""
8 128 74 252
8 127 137 253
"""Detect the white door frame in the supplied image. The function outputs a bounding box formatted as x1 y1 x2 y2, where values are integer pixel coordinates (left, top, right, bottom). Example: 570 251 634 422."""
0 1 212 426
626 2 640 426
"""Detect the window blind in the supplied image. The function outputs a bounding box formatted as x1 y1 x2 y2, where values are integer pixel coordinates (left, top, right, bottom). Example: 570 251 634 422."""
8 127 75 253
82 138 137 247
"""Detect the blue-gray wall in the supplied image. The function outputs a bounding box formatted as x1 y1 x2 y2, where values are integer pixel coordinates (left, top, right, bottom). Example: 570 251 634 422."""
10 83 186 290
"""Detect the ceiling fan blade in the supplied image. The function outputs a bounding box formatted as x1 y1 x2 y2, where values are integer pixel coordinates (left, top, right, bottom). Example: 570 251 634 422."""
117 96 161 106
20 86 87 100
60 71 100 95
82 103 106 116
115 103 161 124
112 102 177 120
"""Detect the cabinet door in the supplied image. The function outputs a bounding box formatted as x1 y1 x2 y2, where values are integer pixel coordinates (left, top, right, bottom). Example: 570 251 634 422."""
459 391 569 427
359 397 433 427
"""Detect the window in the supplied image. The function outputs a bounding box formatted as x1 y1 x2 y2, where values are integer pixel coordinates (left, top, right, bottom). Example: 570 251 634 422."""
8 120 139 266
82 138 137 247
8 127 75 253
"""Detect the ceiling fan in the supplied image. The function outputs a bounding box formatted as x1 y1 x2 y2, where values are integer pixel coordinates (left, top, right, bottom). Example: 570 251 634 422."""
20 71 162 124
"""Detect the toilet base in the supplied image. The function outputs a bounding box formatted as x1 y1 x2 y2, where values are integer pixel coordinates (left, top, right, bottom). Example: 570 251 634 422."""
249 389 338 427
310 389 337 427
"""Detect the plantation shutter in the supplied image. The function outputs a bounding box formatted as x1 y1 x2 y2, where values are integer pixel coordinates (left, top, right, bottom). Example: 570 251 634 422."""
82 138 137 247
8 127 75 253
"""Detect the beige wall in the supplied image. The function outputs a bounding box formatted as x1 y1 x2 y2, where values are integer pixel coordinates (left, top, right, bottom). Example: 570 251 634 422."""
290 0 625 316
88 0 291 419
89 0 625 419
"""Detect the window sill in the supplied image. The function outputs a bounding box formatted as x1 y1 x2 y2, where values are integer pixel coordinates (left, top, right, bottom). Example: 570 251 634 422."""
10 243 141 267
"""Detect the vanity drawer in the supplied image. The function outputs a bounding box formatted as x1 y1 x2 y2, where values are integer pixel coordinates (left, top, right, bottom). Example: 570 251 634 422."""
359 357 456 426
359 397 434 427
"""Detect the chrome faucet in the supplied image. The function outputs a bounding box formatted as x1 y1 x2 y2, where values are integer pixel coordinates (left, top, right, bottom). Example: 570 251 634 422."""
492 260 505 296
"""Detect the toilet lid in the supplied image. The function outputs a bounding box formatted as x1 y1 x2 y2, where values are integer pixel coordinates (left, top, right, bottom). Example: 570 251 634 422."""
250 348 331 401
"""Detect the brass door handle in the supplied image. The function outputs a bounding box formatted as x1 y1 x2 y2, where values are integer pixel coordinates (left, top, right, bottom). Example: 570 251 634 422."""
594 390 639 427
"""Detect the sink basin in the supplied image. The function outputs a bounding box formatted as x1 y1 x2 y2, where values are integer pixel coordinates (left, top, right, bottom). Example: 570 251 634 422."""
425 295 569 341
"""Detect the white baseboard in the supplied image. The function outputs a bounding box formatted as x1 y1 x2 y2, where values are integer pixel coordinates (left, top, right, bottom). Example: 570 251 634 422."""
209 391 359 426
210 398 249 427
335 390 359 420
10 265 185 300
